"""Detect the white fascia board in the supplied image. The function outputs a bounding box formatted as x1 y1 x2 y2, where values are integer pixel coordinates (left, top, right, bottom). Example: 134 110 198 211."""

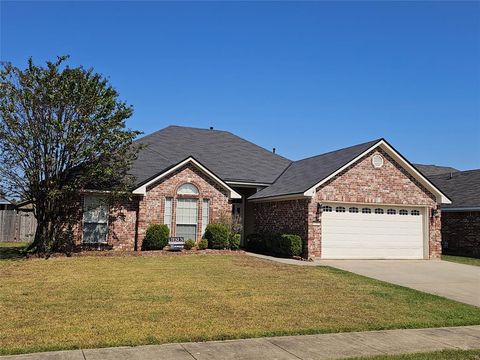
226 181 271 187
303 140 452 205
132 157 241 199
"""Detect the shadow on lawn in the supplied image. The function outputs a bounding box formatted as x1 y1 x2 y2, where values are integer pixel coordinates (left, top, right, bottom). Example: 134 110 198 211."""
0 243 29 260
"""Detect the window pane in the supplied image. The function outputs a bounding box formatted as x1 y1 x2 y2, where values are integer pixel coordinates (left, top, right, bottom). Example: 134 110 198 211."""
177 183 199 195
83 195 108 223
83 223 108 243
176 225 196 241
164 198 172 229
176 198 198 224
202 199 209 236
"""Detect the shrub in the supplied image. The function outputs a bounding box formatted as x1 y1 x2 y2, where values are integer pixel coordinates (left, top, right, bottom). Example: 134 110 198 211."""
204 223 230 249
142 224 169 251
246 233 265 253
245 233 303 258
230 233 241 250
184 239 196 250
198 239 208 250
276 234 303 257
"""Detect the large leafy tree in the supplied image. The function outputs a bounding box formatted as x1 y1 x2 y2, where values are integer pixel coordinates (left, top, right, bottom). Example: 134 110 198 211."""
0 56 141 254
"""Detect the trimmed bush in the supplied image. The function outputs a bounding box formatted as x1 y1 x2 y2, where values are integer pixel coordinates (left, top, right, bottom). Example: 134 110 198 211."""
246 233 265 253
276 234 303 257
204 223 230 249
142 224 169 251
245 233 303 258
184 239 195 250
230 233 241 250
198 239 208 250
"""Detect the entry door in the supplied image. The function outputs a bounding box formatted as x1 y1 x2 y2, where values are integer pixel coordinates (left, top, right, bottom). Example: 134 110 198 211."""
321 204 424 259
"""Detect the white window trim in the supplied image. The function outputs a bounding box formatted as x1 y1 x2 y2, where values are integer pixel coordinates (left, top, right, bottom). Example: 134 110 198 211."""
132 157 241 199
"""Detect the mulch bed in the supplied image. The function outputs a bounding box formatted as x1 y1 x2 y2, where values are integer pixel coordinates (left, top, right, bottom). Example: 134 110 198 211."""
29 249 246 258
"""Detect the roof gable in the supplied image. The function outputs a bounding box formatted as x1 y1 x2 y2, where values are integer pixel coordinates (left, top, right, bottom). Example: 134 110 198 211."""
132 156 241 199
250 139 451 204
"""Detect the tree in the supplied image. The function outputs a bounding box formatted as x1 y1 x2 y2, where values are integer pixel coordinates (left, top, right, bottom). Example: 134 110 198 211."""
0 56 142 254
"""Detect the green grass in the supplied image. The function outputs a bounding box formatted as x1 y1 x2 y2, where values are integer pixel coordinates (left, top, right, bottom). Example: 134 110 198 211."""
0 241 29 259
1 254 480 355
348 349 480 359
442 255 480 267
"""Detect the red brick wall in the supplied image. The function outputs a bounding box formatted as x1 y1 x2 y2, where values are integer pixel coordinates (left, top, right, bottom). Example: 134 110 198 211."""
253 148 442 259
136 163 231 249
441 211 480 258
310 148 441 259
77 163 231 251
253 199 309 253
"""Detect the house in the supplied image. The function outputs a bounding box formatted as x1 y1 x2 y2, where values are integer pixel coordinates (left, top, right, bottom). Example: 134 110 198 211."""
412 164 459 176
428 170 480 258
78 125 451 259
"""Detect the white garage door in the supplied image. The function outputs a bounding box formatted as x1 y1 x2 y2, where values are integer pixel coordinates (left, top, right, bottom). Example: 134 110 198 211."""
321 204 425 259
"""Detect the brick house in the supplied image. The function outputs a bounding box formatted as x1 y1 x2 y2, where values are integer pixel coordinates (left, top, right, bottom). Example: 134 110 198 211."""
80 125 451 259
428 170 480 258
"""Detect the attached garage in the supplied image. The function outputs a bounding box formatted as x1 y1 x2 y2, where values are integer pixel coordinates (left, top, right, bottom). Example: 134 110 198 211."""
250 138 451 260
321 204 426 259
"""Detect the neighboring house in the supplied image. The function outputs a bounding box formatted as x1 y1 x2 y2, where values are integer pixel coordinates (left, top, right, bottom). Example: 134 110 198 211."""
413 164 459 176
78 125 450 259
428 170 480 258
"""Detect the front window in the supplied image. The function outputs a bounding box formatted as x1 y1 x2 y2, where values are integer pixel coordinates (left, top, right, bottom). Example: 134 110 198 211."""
202 199 210 236
177 183 199 195
176 198 198 241
164 197 173 229
83 195 109 243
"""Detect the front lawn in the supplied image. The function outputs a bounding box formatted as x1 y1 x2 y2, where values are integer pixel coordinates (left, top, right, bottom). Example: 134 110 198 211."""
0 241 29 259
442 254 480 267
1 254 480 355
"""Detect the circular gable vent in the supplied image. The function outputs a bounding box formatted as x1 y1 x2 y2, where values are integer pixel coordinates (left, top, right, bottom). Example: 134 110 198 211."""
372 154 384 168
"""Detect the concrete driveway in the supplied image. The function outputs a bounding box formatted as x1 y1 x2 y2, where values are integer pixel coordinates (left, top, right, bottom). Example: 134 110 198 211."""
317 260 480 307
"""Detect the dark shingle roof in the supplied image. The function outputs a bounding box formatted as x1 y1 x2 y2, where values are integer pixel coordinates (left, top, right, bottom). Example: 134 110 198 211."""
413 164 459 176
249 139 381 200
129 125 292 186
428 170 480 209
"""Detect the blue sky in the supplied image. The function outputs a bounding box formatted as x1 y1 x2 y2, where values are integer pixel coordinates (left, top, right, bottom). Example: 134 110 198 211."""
1 1 479 170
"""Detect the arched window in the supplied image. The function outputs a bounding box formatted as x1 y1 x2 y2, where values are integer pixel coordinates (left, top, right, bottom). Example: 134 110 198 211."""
399 210 408 215
177 183 199 196
349 207 359 213
387 209 396 215
335 206 346 213
362 208 371 214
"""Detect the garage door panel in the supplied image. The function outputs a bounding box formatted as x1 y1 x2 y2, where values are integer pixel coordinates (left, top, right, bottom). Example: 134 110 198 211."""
321 205 424 259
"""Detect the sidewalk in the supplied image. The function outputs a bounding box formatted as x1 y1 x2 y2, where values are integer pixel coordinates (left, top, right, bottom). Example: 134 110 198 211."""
2 325 480 360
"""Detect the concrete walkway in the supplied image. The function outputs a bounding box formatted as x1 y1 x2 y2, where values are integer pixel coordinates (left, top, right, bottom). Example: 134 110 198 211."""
317 259 480 307
2 326 479 360
246 253 480 307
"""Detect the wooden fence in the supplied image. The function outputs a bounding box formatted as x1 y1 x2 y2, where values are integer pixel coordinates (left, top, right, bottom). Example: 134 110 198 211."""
0 209 36 243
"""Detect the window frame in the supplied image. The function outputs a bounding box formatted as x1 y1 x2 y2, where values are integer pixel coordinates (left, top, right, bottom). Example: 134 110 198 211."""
164 197 173 230
362 208 371 214
202 199 210 236
374 208 384 214
175 198 199 241
82 194 109 244
387 209 396 215
335 206 346 213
